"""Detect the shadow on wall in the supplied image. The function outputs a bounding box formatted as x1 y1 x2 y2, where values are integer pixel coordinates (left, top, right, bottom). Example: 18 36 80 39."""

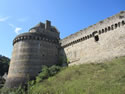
59 46 68 67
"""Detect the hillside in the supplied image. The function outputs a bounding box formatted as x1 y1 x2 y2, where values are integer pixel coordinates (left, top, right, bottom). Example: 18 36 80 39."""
28 56 125 94
1 56 125 94
0 55 10 76
0 55 10 88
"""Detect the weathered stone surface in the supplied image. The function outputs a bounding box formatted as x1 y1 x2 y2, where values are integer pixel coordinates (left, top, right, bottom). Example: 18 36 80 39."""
5 21 60 88
5 11 125 88
60 11 125 66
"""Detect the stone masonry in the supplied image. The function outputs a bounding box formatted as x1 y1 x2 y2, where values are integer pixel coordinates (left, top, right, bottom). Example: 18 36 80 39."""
5 20 60 88
61 11 125 65
5 11 125 88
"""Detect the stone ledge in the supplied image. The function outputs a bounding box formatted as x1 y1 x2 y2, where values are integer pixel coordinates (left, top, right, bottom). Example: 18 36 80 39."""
13 32 59 45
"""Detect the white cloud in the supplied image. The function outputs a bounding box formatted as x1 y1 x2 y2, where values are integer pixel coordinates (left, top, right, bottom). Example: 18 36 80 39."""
0 16 23 34
8 23 22 34
0 16 9 22
15 27 22 34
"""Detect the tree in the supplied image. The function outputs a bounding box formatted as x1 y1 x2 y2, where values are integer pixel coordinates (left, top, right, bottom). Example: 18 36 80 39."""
0 55 10 76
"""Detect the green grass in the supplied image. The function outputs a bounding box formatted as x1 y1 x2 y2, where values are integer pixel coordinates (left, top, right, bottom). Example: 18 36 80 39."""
1 56 125 94
28 56 125 94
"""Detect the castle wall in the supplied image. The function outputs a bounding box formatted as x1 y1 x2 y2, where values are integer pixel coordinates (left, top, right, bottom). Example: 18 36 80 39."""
5 32 59 88
5 12 125 88
61 11 125 65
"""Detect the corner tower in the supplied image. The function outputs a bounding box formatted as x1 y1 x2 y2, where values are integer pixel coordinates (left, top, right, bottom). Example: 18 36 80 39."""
5 20 60 88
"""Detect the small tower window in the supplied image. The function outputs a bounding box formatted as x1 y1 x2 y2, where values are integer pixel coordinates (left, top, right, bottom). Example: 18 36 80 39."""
108 26 111 31
102 29 104 33
122 20 125 25
99 30 101 34
94 35 99 42
85 36 87 40
82 37 85 40
105 28 108 32
90 34 93 38
115 23 118 28
87 35 90 39
111 25 114 30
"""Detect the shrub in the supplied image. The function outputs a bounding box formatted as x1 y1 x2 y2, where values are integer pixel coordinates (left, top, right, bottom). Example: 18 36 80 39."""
36 66 49 83
36 65 62 83
49 65 61 76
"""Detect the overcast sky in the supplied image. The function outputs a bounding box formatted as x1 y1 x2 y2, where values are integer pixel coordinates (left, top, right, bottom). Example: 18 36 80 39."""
0 0 125 57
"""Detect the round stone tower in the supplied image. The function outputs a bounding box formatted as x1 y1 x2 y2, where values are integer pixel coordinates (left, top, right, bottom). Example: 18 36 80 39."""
5 20 60 88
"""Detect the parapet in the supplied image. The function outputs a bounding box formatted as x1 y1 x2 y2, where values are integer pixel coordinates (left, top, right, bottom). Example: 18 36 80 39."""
12 20 60 45
45 20 51 30
29 20 59 33
60 11 125 47
13 32 59 45
5 20 61 88
29 20 60 39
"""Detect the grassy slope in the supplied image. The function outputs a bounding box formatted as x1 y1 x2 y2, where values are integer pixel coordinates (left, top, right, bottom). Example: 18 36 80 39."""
29 56 125 94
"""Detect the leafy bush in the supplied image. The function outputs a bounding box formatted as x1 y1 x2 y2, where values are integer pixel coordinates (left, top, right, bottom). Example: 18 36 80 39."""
36 65 62 83
36 66 50 83
0 86 26 94
49 65 61 76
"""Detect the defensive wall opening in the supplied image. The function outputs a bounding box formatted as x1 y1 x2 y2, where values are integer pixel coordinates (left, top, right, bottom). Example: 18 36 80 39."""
61 20 125 48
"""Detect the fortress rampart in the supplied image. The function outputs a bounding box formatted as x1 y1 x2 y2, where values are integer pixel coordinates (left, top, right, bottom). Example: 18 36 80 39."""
61 11 125 47
13 32 59 45
60 11 125 65
5 11 125 88
5 21 60 88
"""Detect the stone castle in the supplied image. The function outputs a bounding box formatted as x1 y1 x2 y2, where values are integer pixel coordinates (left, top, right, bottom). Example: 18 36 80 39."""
5 11 125 88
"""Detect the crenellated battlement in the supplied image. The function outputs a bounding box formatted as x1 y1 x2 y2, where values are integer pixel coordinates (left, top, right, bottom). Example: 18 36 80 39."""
5 20 61 88
61 20 125 48
5 11 125 88
60 11 125 48
13 32 59 45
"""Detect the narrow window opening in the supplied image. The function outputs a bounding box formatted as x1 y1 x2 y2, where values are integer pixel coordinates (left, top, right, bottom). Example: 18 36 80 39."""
85 36 87 40
108 26 110 31
94 35 99 42
99 30 101 34
90 34 92 37
122 20 125 25
115 24 117 29
92 31 97 36
102 29 104 33
111 25 114 30
80 38 82 41
87 35 89 39
119 16 124 19
105 28 107 32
